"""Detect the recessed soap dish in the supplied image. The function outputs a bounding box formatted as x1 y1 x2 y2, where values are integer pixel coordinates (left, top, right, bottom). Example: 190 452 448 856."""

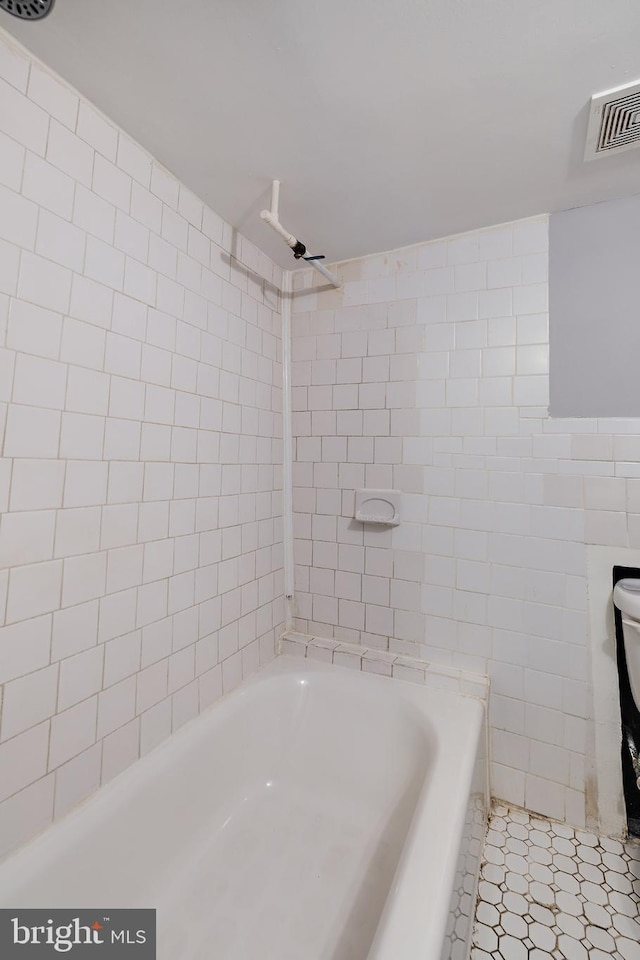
354 489 401 526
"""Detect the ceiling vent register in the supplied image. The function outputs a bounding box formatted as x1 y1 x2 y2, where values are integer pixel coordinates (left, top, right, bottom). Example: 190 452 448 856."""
585 79 640 160
0 0 54 18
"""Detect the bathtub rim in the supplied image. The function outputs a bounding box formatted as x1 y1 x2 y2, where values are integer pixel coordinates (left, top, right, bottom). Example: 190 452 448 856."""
364 667 486 960
258 656 488 960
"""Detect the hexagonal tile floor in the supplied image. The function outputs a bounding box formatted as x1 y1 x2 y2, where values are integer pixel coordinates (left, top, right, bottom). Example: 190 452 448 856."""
472 804 640 960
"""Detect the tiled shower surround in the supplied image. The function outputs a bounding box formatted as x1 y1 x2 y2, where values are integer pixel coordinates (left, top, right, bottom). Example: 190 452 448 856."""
0 30 284 858
291 216 640 830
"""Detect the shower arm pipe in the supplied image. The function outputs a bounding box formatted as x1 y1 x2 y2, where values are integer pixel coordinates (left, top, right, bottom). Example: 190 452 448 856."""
260 180 342 289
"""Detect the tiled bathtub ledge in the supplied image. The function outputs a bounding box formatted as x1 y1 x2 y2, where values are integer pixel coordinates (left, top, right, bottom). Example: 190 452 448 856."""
279 631 490 703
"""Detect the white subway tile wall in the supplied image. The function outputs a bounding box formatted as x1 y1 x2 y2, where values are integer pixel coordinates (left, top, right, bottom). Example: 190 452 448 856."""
0 29 284 859
291 216 640 830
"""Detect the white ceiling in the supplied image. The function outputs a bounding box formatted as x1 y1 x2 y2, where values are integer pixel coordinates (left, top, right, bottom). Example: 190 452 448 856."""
4 0 640 267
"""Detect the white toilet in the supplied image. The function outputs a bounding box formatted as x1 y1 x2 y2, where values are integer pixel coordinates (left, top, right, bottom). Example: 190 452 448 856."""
613 578 640 711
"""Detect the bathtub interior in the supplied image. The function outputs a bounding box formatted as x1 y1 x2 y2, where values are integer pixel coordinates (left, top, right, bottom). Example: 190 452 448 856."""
158 754 428 960
0 660 465 960
154 673 435 960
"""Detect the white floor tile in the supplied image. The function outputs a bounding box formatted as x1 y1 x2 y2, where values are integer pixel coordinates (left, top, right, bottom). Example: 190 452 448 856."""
472 805 640 960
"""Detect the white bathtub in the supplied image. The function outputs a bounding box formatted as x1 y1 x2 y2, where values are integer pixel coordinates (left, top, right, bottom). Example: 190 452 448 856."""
0 656 487 960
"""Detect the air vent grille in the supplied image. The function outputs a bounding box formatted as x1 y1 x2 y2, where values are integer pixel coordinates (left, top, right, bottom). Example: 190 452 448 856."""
0 0 54 19
585 80 640 161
